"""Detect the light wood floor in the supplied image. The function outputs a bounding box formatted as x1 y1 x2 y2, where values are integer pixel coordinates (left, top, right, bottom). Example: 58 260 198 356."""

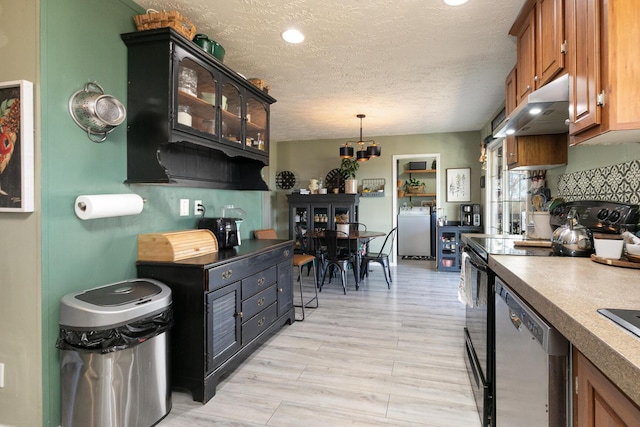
159 259 481 427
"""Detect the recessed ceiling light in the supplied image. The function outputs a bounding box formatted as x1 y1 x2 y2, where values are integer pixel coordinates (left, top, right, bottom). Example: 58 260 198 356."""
282 29 304 44
443 0 469 5
505 129 515 135
529 107 542 115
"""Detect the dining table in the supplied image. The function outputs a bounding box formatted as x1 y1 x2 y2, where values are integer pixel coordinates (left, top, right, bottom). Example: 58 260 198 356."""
305 229 386 289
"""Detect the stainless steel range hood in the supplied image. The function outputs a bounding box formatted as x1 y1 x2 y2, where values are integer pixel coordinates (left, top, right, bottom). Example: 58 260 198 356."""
493 74 569 138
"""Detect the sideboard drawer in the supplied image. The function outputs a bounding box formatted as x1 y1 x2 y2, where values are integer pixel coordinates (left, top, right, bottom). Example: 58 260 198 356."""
241 285 277 321
241 266 277 298
242 303 278 345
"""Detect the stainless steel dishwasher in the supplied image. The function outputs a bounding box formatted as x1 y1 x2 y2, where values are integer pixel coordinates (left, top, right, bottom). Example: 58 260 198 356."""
494 277 568 427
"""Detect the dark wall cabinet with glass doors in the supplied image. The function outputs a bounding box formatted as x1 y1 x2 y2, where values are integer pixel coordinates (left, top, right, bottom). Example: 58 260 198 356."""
121 28 276 190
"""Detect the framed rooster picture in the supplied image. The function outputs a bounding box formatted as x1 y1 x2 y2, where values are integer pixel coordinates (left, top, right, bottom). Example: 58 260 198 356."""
0 80 34 212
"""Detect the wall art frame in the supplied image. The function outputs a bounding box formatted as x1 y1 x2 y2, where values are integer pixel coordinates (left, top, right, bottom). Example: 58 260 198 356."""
0 80 34 212
446 167 471 202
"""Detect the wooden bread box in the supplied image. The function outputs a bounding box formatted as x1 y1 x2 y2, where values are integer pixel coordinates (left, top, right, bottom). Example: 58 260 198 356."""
138 229 218 261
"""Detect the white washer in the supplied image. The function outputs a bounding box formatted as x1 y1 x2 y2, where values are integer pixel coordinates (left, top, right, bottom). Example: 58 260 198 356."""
398 206 431 257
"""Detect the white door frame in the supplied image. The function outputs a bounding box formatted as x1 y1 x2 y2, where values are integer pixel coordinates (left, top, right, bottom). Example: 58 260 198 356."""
391 153 441 265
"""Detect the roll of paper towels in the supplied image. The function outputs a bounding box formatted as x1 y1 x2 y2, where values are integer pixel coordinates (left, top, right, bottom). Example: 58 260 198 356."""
74 194 144 220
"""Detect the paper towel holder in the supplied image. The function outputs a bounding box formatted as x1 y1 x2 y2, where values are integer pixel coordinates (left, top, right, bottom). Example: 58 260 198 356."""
74 194 147 220
75 197 147 213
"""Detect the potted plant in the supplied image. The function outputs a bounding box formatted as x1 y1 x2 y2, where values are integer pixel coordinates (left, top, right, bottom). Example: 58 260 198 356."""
405 177 425 194
340 158 359 194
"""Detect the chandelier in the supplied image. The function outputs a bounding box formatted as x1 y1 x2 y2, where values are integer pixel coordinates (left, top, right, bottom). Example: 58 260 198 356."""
339 114 381 161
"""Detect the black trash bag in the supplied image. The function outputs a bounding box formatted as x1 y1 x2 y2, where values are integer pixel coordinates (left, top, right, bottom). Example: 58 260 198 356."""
56 307 173 354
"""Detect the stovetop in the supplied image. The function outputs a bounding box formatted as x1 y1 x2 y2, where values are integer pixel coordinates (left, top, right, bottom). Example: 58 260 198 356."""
462 234 554 261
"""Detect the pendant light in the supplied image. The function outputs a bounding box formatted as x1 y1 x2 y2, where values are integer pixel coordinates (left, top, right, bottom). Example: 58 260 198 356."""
339 142 354 158
340 114 380 161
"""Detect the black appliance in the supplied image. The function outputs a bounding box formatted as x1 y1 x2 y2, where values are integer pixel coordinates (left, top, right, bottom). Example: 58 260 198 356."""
198 217 240 249
461 245 494 427
549 200 639 234
461 203 482 227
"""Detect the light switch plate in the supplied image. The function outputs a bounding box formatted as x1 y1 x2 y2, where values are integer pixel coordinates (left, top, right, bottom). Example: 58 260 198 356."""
180 199 189 216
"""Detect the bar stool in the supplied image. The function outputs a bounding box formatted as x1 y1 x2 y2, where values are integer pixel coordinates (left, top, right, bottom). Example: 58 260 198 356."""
292 253 319 321
254 229 318 321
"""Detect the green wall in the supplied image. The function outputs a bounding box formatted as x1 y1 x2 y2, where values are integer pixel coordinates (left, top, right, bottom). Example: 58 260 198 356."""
39 1 266 425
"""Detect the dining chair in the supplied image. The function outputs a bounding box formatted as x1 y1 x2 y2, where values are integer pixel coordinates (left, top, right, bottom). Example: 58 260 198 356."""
360 227 398 288
254 228 278 239
254 228 318 320
320 229 359 294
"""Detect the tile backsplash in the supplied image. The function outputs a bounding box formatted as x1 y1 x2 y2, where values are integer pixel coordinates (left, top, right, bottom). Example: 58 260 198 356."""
557 159 640 203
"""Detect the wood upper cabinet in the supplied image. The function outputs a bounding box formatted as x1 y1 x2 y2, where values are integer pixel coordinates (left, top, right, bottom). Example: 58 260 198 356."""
573 348 640 426
512 0 566 105
514 6 536 104
567 0 640 145
537 0 566 85
504 67 519 167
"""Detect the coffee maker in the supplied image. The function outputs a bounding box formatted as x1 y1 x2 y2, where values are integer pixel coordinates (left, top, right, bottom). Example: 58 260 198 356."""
460 204 481 226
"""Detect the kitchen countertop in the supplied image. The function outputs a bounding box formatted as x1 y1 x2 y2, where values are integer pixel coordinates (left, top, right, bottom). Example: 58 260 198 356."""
488 254 640 407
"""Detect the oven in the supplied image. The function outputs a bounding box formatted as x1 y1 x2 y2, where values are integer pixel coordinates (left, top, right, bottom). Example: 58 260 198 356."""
462 241 494 427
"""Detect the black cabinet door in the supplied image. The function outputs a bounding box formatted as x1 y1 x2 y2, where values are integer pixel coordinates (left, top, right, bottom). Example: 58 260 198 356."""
277 259 293 316
206 281 241 372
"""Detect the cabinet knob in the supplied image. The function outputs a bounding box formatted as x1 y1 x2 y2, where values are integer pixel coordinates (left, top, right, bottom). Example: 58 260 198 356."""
257 317 266 327
222 269 233 280
283 249 290 257
565 119 571 126
533 76 539 82
278 288 283 293
257 297 265 307
257 277 265 286
526 85 531 91
238 311 243 318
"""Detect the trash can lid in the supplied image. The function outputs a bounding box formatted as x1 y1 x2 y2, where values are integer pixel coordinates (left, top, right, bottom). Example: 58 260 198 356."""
75 280 161 306
59 278 172 328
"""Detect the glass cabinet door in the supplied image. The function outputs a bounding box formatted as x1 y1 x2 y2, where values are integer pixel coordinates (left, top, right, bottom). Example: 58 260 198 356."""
246 97 268 152
221 81 242 145
176 54 217 136
310 206 329 231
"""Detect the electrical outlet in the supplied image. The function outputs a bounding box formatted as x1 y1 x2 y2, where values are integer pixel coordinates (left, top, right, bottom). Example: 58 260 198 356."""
179 199 189 216
194 200 203 216
0 362 5 388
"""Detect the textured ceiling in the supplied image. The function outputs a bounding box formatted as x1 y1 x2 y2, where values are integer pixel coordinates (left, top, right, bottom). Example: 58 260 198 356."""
135 0 526 141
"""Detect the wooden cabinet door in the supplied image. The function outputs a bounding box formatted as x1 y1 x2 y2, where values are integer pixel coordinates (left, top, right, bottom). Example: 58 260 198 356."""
536 0 565 85
516 6 537 104
504 66 519 167
574 349 640 426
568 0 600 136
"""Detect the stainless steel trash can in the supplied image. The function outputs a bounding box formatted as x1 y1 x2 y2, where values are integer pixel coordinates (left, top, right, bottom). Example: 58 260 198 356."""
57 279 173 427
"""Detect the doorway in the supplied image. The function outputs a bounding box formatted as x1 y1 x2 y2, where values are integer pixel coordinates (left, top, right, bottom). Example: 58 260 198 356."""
391 153 441 264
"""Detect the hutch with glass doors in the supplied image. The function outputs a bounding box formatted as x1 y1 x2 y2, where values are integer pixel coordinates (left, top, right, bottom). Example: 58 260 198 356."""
121 28 275 189
287 193 359 246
